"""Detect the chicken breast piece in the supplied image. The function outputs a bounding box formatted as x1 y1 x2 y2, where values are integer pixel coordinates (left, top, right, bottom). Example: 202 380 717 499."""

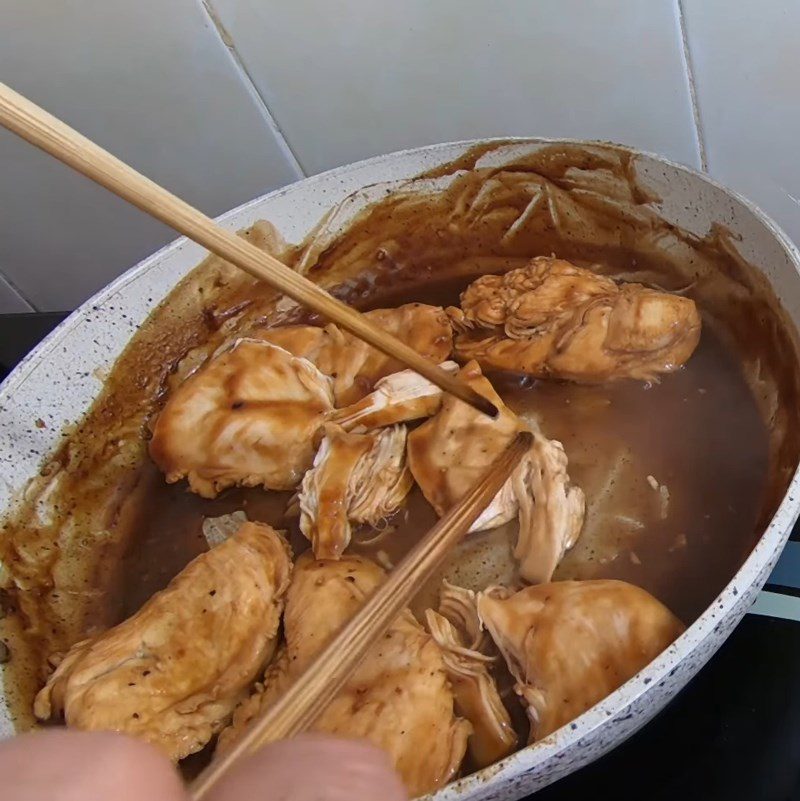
150 339 334 497
256 303 454 405
477 580 685 741
216 646 292 756
407 361 521 532
407 361 584 579
34 522 292 761
448 257 701 382
426 583 517 767
217 554 470 796
298 424 413 559
329 361 459 432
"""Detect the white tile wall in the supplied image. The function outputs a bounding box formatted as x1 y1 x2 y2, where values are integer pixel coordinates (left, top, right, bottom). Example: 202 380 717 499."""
682 1 800 246
3 0 799 313
0 273 33 314
210 0 701 175
0 0 301 311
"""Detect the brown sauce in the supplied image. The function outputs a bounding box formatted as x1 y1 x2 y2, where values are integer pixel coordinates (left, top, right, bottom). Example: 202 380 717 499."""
0 141 797 753
505 330 768 622
102 278 766 633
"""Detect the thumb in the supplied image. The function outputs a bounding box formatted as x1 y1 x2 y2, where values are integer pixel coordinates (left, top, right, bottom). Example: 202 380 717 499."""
204 733 407 801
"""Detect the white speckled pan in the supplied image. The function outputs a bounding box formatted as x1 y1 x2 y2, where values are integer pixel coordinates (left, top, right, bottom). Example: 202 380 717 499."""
2 140 800 800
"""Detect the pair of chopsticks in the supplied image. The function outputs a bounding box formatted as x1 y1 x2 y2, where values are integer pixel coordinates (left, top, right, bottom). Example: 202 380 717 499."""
0 82 524 797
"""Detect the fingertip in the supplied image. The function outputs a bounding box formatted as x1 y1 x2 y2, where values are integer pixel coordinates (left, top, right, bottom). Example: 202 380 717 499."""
1 730 187 801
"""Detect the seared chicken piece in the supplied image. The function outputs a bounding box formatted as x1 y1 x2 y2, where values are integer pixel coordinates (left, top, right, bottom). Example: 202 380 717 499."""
150 340 334 497
329 361 459 432
217 554 470 796
34 522 292 760
407 362 584 581
217 646 293 754
426 583 517 767
477 580 685 741
298 424 413 559
256 303 453 405
513 436 585 584
448 257 701 382
407 361 521 532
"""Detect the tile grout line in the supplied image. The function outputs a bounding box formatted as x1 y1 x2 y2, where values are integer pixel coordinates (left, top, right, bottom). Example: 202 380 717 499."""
676 0 708 172
198 0 307 179
0 267 38 312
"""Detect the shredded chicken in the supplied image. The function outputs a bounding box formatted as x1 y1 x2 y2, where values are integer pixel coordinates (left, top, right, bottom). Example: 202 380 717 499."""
439 580 494 655
217 554 469 796
407 361 584 580
34 522 292 760
255 303 453 405
477 580 685 741
329 361 459 432
150 340 334 497
426 583 517 767
448 257 701 382
513 437 585 584
298 424 413 559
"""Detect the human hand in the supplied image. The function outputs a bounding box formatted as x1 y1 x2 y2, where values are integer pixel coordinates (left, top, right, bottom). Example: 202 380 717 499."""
1 730 407 801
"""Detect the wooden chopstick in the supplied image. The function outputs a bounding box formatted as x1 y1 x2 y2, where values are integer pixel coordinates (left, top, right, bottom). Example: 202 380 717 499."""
0 82 496 419
190 429 532 799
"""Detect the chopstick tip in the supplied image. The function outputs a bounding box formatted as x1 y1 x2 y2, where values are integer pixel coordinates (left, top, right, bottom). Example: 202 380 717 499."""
477 397 500 419
516 429 535 447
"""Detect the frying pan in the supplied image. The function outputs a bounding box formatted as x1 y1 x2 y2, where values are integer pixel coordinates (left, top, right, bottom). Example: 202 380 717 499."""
1 139 799 800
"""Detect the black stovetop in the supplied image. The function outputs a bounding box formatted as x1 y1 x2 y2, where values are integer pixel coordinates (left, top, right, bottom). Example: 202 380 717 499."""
2 312 800 801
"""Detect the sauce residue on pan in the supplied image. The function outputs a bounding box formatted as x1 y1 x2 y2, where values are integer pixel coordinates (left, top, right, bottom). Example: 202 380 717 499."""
1 141 798 738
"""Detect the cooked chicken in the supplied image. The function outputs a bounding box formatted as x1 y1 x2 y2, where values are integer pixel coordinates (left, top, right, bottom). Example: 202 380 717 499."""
437 580 493 652
217 554 470 796
34 522 292 760
298 424 413 559
255 303 453 405
477 580 685 741
448 257 701 382
407 361 521 532
329 361 459 432
426 583 517 767
513 436 585 584
150 340 334 497
217 646 293 754
407 362 584 580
